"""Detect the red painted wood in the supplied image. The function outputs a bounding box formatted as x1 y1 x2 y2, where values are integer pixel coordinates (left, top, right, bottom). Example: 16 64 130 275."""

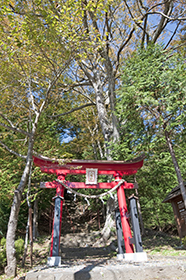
34 155 144 257
41 181 135 189
40 168 139 176
58 185 64 255
117 183 134 253
33 156 144 176
40 168 140 177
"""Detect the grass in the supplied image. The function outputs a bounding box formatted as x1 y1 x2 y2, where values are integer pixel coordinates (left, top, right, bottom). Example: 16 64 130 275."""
142 229 186 256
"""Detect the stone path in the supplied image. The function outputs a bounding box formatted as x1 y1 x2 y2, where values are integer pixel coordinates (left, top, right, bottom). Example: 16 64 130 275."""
25 255 186 280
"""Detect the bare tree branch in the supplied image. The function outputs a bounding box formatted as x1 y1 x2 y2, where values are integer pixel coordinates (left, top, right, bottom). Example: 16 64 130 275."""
169 42 186 52
27 77 38 115
145 1 172 14
38 58 73 118
123 0 184 47
138 0 148 11
79 61 94 82
123 0 150 38
37 43 58 75
58 81 92 89
50 103 96 118
152 1 173 43
0 122 31 137
148 10 186 21
73 88 95 104
115 27 135 74
164 21 181 49
0 140 27 159
81 0 90 35
141 14 148 48
0 113 15 127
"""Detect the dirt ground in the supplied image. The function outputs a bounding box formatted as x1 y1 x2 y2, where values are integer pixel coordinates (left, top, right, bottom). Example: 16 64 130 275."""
24 230 186 280
58 230 186 279
1 229 186 279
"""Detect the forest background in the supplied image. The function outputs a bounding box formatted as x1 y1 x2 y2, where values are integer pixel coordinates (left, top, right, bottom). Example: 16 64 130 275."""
0 0 186 277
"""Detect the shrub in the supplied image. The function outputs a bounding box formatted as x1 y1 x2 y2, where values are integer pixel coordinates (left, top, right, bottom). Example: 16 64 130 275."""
0 237 6 247
0 237 6 269
182 236 186 247
15 238 24 259
0 237 24 270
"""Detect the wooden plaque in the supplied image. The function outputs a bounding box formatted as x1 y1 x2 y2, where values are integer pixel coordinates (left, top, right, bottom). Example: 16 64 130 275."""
86 168 98 185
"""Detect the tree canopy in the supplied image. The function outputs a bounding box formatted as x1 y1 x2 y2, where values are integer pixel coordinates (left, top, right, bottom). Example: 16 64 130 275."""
117 44 186 213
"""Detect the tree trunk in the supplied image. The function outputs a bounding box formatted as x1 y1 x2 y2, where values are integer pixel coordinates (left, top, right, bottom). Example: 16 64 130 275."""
164 130 186 209
33 198 39 240
101 196 117 241
81 58 120 239
5 190 22 277
92 67 120 238
5 137 34 277
22 215 29 268
29 207 33 267
104 52 120 143
93 76 112 159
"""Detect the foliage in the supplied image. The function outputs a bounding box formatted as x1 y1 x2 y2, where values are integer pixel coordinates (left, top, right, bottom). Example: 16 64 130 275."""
0 151 25 235
0 237 24 270
4 0 184 159
136 153 177 231
0 238 6 270
182 236 186 247
118 44 186 135
14 239 24 260
114 44 186 229
0 5 76 273
116 43 186 164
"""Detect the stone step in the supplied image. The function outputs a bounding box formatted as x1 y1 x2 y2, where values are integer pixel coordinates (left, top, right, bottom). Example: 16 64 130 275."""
25 257 186 280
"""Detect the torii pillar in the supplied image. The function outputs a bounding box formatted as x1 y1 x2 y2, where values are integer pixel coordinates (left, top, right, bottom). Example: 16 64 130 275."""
49 175 65 260
33 155 146 264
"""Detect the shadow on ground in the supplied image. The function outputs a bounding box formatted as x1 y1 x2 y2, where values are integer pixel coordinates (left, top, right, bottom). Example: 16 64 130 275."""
60 244 115 266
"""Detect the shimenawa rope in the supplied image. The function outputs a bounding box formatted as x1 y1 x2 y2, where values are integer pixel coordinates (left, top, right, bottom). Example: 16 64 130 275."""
56 179 125 199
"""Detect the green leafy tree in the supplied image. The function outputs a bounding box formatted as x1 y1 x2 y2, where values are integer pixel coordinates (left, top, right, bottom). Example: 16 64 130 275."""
0 3 75 276
117 44 186 210
6 0 186 158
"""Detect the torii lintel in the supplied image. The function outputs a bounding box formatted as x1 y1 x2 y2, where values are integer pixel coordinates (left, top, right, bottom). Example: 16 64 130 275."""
33 154 145 177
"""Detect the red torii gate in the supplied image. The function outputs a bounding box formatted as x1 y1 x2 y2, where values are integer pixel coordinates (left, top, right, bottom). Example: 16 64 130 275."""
33 155 145 264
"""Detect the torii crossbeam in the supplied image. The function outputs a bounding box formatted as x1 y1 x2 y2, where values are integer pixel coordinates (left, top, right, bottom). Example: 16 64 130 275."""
33 154 145 265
